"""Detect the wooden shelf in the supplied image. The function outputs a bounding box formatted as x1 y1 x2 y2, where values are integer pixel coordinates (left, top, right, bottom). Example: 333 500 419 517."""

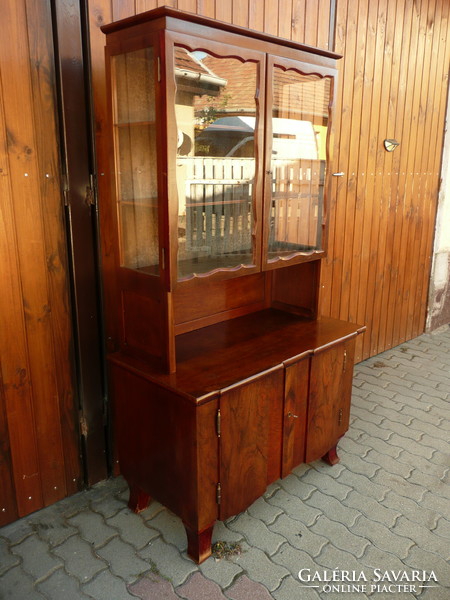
110 310 364 402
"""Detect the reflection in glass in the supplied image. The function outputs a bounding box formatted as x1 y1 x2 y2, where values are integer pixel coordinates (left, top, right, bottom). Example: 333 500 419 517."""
268 67 331 261
174 47 258 279
112 48 159 272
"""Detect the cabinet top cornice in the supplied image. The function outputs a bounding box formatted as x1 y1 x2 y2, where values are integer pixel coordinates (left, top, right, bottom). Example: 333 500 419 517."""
101 6 341 62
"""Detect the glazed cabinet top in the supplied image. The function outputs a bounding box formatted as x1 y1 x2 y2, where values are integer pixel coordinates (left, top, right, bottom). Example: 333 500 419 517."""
102 7 339 290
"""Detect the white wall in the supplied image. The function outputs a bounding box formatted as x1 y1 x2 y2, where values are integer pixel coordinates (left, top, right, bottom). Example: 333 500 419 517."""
427 84 450 331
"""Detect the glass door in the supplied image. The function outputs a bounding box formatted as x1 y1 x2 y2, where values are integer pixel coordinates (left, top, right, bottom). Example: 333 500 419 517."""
263 56 334 269
166 36 265 283
110 43 161 276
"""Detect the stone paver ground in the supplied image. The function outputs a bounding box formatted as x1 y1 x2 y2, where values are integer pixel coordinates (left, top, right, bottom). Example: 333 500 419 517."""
1 326 449 599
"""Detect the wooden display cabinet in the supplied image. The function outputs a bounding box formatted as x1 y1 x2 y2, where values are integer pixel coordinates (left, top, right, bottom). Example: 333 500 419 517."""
101 7 365 563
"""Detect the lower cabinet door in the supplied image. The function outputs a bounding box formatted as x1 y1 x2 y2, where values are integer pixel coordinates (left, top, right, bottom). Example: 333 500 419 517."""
282 359 309 477
306 338 356 463
219 367 284 520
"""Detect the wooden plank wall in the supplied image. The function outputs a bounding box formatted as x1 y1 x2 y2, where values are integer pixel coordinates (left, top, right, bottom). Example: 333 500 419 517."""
89 0 450 363
0 0 81 525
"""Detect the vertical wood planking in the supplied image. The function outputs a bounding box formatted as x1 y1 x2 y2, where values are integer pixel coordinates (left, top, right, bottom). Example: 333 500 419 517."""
0 0 67 509
249 0 264 32
264 0 279 36
0 79 44 517
232 0 249 28
0 379 17 525
291 0 306 43
25 0 81 496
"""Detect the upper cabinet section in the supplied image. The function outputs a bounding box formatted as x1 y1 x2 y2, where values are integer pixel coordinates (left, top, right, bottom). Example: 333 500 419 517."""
102 7 339 290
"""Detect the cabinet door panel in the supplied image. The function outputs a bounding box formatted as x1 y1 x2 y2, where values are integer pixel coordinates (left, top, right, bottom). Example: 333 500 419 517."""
219 368 283 520
282 359 309 477
306 339 356 463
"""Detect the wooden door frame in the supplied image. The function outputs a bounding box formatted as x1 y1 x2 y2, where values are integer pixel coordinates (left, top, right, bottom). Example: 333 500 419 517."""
51 0 109 485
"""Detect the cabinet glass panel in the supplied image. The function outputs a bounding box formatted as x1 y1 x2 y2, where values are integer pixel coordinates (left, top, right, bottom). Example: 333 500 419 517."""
267 67 331 261
112 48 159 273
174 46 258 280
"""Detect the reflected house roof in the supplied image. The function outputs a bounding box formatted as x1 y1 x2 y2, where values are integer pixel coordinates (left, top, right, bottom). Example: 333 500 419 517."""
175 47 227 96
198 54 330 122
174 49 330 123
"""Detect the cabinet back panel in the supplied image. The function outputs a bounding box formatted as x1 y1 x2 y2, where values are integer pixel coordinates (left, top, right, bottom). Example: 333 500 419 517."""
173 272 267 328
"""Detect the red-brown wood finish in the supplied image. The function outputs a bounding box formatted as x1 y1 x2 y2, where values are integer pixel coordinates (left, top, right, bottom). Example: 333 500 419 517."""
219 368 284 520
102 7 364 564
306 337 356 463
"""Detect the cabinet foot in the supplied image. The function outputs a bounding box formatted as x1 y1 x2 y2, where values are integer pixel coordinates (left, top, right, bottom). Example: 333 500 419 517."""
185 523 214 564
128 485 152 513
322 444 340 465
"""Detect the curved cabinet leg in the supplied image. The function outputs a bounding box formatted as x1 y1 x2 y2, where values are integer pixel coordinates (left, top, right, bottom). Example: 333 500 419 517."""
128 485 152 513
184 523 214 564
322 444 340 466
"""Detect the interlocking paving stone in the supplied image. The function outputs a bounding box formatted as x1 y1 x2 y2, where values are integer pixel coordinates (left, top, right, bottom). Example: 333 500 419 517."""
84 570 140 600
342 489 401 528
138 536 196 587
96 536 150 582
404 546 450 588
198 553 244 589
371 471 426 502
382 490 440 530
0 537 20 576
311 515 369 559
364 448 414 478
278 472 317 499
0 564 47 599
339 451 381 478
299 470 352 501
226 574 273 600
268 513 328 557
106 508 159 550
0 518 35 545
37 567 92 600
145 509 187 550
393 516 450 559
433 516 450 538
271 574 321 600
127 573 180 600
11 534 62 580
304 490 361 528
231 545 290 591
227 512 285 556
89 494 126 519
52 535 107 582
69 510 118 548
267 488 321 526
350 515 415 559
351 420 394 441
335 469 389 502
407 469 450 499
246 496 283 525
271 542 322 580
177 571 227 600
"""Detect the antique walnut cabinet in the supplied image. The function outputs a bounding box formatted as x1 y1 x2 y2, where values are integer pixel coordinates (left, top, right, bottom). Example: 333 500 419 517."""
101 7 364 563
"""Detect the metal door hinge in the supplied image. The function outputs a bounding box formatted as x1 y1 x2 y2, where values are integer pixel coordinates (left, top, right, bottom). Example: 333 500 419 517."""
216 408 221 437
62 172 70 206
79 413 88 437
343 349 347 372
85 173 97 207
338 408 343 426
216 482 221 505
157 56 161 82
